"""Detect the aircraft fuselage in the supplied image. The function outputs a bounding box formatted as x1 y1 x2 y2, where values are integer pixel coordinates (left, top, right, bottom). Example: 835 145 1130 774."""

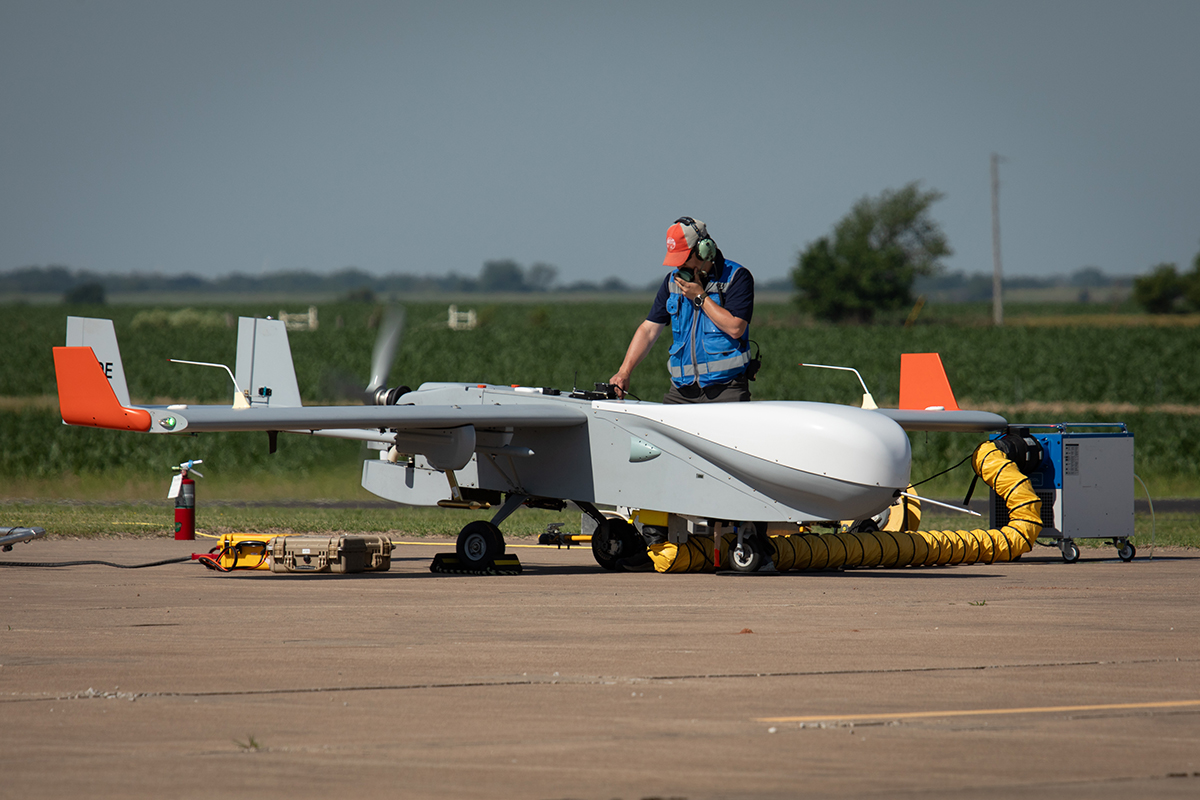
362 384 912 523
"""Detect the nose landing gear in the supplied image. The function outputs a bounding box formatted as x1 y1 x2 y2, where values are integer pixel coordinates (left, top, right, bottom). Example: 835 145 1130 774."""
728 521 771 574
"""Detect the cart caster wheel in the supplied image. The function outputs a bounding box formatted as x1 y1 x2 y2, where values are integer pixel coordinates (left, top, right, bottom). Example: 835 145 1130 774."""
456 520 504 568
1117 541 1136 562
1061 540 1080 563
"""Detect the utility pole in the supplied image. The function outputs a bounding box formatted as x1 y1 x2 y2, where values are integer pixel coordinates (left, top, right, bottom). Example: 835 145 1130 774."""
991 153 1004 326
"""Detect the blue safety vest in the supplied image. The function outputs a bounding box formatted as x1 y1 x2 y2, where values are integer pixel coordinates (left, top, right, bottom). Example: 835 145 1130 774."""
665 259 751 387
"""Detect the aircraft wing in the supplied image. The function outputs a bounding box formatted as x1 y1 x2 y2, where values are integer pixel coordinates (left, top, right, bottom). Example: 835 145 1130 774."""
875 352 1007 431
52 345 586 435
160 402 587 433
874 408 1007 433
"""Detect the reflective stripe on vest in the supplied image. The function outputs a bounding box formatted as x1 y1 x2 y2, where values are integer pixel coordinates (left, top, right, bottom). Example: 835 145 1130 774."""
668 349 751 379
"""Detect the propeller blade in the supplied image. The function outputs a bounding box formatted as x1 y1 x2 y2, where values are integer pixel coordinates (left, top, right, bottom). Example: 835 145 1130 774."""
364 306 406 402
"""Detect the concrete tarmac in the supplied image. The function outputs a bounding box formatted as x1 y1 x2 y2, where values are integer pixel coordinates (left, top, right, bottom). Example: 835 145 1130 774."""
1 537 1198 799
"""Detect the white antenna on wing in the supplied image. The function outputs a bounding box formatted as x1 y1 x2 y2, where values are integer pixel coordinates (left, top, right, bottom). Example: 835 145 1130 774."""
170 359 251 409
800 363 878 410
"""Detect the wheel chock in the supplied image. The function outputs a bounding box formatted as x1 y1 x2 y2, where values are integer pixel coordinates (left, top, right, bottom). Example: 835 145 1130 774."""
429 552 522 575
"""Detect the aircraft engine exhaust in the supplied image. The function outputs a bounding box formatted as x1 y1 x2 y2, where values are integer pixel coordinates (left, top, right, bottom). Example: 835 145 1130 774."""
367 385 412 406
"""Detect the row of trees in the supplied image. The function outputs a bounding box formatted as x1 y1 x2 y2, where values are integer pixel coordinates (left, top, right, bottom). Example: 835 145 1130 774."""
914 266 1132 304
2 261 644 303
10 191 1189 316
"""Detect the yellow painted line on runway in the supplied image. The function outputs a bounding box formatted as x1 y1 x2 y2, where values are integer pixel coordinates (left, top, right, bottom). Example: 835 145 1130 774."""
759 699 1200 724
191 537 582 550
390 541 586 549
507 543 587 549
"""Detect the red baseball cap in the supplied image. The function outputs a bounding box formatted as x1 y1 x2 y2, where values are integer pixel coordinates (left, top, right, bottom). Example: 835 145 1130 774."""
663 218 707 267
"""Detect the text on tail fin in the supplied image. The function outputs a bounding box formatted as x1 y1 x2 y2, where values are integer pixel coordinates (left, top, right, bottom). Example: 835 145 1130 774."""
66 316 132 407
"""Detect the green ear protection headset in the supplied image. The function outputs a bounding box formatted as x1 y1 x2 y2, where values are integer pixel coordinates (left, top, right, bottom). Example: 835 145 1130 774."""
674 216 716 262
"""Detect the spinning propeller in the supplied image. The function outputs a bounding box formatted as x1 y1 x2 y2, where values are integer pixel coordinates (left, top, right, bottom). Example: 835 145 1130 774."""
363 306 411 405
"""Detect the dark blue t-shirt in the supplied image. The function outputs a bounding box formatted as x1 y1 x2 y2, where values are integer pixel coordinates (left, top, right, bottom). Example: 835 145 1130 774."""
647 259 754 325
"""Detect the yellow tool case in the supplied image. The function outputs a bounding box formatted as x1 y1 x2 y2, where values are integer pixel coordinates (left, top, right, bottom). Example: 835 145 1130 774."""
268 534 392 574
207 534 274 571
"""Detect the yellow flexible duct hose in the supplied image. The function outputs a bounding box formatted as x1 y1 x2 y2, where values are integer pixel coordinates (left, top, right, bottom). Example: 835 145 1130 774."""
647 529 775 573
882 487 922 532
771 441 1042 571
648 536 716 573
646 441 1041 574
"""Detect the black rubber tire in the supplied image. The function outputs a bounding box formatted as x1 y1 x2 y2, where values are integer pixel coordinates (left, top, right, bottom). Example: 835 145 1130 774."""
727 522 768 573
591 518 643 571
849 518 880 533
456 520 504 567
1062 541 1081 563
1117 541 1136 562
729 538 764 573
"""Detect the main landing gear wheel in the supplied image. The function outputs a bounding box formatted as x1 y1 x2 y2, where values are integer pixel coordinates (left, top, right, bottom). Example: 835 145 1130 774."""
456 520 505 568
591 517 643 571
1117 540 1136 562
729 522 769 573
1060 539 1081 563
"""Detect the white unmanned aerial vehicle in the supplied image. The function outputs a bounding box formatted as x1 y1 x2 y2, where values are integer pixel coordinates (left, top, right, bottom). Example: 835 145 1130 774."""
54 314 1004 570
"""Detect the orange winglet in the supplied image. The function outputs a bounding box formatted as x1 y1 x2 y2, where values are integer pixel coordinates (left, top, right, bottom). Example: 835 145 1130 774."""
898 353 959 411
52 347 152 431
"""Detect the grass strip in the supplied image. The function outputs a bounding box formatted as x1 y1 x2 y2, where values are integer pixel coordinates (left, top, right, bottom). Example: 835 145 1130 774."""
0 501 576 539
2 502 1195 549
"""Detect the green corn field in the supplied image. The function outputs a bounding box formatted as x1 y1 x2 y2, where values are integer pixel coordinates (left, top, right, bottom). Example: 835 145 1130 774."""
4 301 1199 505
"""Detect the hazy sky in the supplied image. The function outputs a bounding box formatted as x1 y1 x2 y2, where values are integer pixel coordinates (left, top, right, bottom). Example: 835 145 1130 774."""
3 1 1197 286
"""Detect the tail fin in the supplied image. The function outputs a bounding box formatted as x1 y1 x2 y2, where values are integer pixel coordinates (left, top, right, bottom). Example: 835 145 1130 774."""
899 353 960 411
66 316 132 406
234 317 302 407
53 346 151 431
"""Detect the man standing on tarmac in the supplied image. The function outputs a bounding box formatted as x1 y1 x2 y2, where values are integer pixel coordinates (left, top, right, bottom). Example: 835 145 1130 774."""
608 217 756 571
610 217 754 403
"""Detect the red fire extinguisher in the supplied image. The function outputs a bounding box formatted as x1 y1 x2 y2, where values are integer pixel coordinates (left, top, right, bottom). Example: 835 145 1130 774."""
168 459 204 541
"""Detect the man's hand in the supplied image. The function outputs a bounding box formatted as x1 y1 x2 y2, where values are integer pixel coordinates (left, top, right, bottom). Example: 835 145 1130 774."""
673 273 706 302
675 273 748 338
608 370 631 399
609 320 667 400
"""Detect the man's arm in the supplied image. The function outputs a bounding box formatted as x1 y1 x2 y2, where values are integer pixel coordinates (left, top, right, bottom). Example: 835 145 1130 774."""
609 319 666 398
673 275 749 339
